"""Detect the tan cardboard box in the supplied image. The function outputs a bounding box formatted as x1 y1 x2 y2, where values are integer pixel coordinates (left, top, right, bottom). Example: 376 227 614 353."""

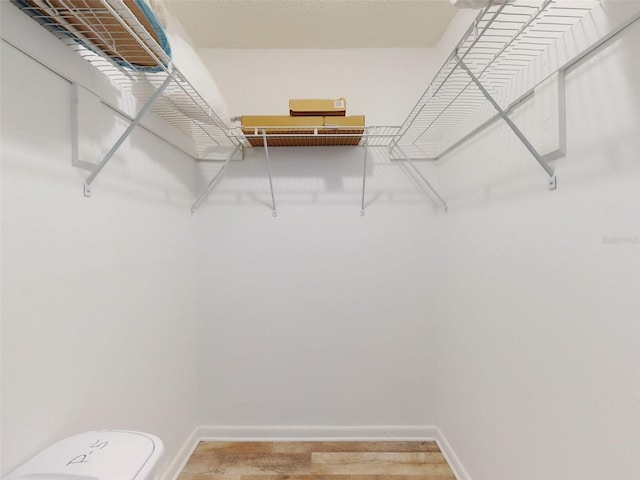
241 115 324 127
321 115 365 146
289 98 347 116
241 116 324 146
240 115 365 147
322 115 365 127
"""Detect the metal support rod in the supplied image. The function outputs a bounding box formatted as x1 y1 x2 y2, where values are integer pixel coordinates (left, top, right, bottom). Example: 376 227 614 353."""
457 58 557 190
262 129 277 217
395 146 448 213
390 3 507 150
392 0 556 150
431 4 507 99
191 144 241 213
71 82 79 166
360 136 368 216
84 74 173 197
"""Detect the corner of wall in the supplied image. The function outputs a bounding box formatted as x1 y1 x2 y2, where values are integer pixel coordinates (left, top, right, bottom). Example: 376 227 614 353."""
161 426 202 480
433 427 473 480
161 425 473 480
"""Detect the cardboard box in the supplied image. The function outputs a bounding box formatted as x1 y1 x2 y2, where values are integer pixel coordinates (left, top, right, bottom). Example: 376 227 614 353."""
240 115 365 147
241 116 324 127
322 115 365 127
321 115 365 146
289 98 346 116
241 116 324 146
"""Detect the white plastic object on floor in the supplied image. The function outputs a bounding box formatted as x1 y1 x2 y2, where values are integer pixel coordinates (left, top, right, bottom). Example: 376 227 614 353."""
3 430 164 480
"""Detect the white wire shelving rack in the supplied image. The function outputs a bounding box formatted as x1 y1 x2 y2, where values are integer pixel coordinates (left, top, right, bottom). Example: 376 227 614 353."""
229 125 399 149
392 0 602 192
199 125 404 216
11 0 610 214
10 0 403 215
10 0 239 197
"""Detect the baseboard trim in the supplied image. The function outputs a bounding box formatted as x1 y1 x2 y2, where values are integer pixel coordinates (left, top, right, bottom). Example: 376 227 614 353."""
432 427 472 480
162 426 201 480
163 425 470 480
198 425 439 441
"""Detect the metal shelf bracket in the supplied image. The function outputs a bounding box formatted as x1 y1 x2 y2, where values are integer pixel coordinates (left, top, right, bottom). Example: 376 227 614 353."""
82 74 173 197
191 144 241 213
360 136 368 216
394 146 448 212
262 129 278 217
457 57 557 191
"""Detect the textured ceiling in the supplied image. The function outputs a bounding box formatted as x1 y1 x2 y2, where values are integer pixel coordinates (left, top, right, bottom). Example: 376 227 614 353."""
163 0 457 49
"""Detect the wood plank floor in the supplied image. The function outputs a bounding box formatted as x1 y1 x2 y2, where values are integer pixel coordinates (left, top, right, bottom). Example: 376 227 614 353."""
179 441 457 480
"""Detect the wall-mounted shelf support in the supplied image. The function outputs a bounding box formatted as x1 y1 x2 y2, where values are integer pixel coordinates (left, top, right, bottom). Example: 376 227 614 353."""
394 145 447 213
360 136 368 216
457 57 557 191
391 1 605 190
83 74 173 197
262 129 278 217
191 144 241 213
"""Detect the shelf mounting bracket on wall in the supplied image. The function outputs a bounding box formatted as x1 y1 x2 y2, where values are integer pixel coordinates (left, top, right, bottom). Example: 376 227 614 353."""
456 57 557 191
360 135 368 216
191 144 242 213
394 145 448 212
262 129 278 217
82 74 173 197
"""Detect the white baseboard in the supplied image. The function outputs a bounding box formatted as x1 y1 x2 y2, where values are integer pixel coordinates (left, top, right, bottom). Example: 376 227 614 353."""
198 425 438 441
161 426 201 480
432 427 472 480
163 425 470 480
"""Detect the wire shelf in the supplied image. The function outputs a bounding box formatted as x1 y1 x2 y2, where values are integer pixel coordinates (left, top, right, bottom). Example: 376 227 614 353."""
393 0 600 158
12 0 238 158
230 125 401 148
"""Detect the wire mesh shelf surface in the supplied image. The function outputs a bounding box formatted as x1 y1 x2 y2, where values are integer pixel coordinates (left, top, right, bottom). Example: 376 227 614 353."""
12 0 237 157
12 0 600 163
394 0 601 158
231 125 401 148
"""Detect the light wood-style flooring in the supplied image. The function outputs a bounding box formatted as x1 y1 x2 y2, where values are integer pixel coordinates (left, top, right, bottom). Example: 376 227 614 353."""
179 441 457 480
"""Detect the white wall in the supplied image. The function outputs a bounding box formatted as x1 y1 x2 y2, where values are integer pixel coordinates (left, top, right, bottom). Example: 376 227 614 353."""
2 2 639 480
0 7 201 476
431 16 640 480
198 6 475 126
192 37 464 431
193 44 460 429
196 6 640 479
200 48 442 125
194 146 444 427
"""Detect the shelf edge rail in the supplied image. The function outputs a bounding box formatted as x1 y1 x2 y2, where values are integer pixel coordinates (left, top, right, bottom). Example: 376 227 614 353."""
390 0 558 190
